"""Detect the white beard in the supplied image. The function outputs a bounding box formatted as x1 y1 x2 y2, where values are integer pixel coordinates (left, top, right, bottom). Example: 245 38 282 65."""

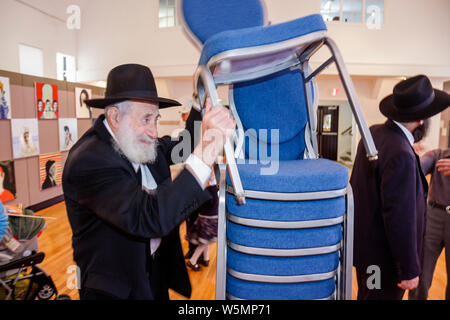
114 119 159 164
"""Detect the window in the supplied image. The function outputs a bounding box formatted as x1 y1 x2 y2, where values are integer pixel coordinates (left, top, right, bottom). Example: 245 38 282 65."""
56 53 76 82
321 0 341 22
19 44 44 77
320 0 384 27
320 0 341 22
365 0 384 28
159 0 176 28
342 0 362 23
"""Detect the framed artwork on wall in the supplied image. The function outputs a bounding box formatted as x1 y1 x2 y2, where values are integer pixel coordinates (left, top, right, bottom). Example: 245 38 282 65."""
39 152 62 190
75 87 92 119
11 119 40 159
0 160 16 203
58 118 78 151
35 82 58 119
0 76 11 120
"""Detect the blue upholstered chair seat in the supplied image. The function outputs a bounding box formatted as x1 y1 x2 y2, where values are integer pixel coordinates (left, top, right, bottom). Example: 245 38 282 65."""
227 248 339 276
200 14 327 65
227 222 342 249
227 195 346 222
227 275 335 300
226 159 349 193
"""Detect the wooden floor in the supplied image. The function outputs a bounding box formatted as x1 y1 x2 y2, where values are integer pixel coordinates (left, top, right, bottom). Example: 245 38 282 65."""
36 202 447 300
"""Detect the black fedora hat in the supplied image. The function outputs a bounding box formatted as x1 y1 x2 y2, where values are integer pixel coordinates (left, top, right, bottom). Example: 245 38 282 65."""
85 64 181 109
380 75 449 122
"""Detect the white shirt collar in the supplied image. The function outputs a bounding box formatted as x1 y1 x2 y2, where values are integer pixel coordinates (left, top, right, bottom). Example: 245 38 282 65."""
103 118 140 172
393 121 415 146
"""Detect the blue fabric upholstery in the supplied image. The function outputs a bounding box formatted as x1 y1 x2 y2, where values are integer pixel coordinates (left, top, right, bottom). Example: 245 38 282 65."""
234 69 308 153
200 14 327 65
227 195 346 221
227 221 342 249
227 248 339 276
227 275 335 300
244 127 306 161
0 202 8 241
226 159 349 193
182 0 265 45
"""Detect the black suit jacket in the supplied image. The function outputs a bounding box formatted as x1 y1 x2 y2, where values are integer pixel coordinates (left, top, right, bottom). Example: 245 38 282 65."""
62 111 209 299
42 176 56 190
350 120 428 282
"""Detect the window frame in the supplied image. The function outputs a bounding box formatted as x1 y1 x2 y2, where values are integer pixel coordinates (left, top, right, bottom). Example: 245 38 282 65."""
158 0 177 29
320 0 385 27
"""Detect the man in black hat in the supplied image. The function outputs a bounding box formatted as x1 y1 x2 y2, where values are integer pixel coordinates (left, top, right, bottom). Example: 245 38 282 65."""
351 75 449 300
62 64 235 300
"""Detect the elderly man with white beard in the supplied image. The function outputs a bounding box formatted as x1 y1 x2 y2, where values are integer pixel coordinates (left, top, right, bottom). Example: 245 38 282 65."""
62 64 235 300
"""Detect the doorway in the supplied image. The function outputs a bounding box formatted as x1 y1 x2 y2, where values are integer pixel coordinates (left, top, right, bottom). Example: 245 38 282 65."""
317 105 339 161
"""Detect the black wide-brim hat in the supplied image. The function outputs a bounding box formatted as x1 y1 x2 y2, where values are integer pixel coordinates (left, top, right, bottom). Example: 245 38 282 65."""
85 64 181 109
380 75 449 122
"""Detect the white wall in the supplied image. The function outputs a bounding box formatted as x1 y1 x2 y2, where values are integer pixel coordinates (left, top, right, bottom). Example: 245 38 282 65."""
75 0 450 81
265 0 450 77
0 0 78 79
76 0 199 82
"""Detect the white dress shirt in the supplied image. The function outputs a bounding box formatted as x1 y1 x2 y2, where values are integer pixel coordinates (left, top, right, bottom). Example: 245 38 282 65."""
393 121 415 147
103 119 211 254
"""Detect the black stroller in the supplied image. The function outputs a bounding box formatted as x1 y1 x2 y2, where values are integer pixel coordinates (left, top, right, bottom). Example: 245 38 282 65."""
0 206 70 300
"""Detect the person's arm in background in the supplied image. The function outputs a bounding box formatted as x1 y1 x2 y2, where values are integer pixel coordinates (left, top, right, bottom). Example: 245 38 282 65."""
0 201 8 242
436 158 450 176
420 149 440 176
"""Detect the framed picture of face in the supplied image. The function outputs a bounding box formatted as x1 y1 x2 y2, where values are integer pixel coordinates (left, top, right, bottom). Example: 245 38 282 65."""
0 76 11 120
39 153 62 190
0 160 16 203
11 119 40 159
75 88 92 119
36 82 58 119
58 118 78 151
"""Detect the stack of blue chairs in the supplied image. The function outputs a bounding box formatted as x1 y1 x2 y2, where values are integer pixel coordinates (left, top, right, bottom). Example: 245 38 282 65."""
180 0 377 300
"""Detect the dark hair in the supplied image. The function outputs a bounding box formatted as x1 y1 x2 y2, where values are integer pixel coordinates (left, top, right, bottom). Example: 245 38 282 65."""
45 160 56 175
80 89 89 106
0 162 16 195
64 126 70 132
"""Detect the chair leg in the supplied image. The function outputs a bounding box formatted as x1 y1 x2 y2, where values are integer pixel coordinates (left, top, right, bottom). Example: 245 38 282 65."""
343 185 355 300
302 62 319 158
194 65 246 205
324 37 378 161
215 164 228 300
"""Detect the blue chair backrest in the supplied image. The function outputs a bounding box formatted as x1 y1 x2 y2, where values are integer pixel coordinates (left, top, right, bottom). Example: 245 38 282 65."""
234 69 308 161
181 0 265 45
182 0 309 161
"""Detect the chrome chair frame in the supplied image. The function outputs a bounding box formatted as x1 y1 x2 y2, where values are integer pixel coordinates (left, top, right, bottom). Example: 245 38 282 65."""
189 21 376 302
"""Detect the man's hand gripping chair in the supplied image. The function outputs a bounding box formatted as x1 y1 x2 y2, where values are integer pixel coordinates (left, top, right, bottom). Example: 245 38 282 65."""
179 0 378 300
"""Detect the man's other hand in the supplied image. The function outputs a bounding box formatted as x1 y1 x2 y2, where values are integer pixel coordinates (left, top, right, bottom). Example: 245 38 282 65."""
397 276 419 290
436 158 450 176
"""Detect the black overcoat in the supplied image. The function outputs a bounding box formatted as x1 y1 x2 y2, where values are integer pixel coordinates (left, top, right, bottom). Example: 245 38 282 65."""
62 112 209 299
350 120 428 282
